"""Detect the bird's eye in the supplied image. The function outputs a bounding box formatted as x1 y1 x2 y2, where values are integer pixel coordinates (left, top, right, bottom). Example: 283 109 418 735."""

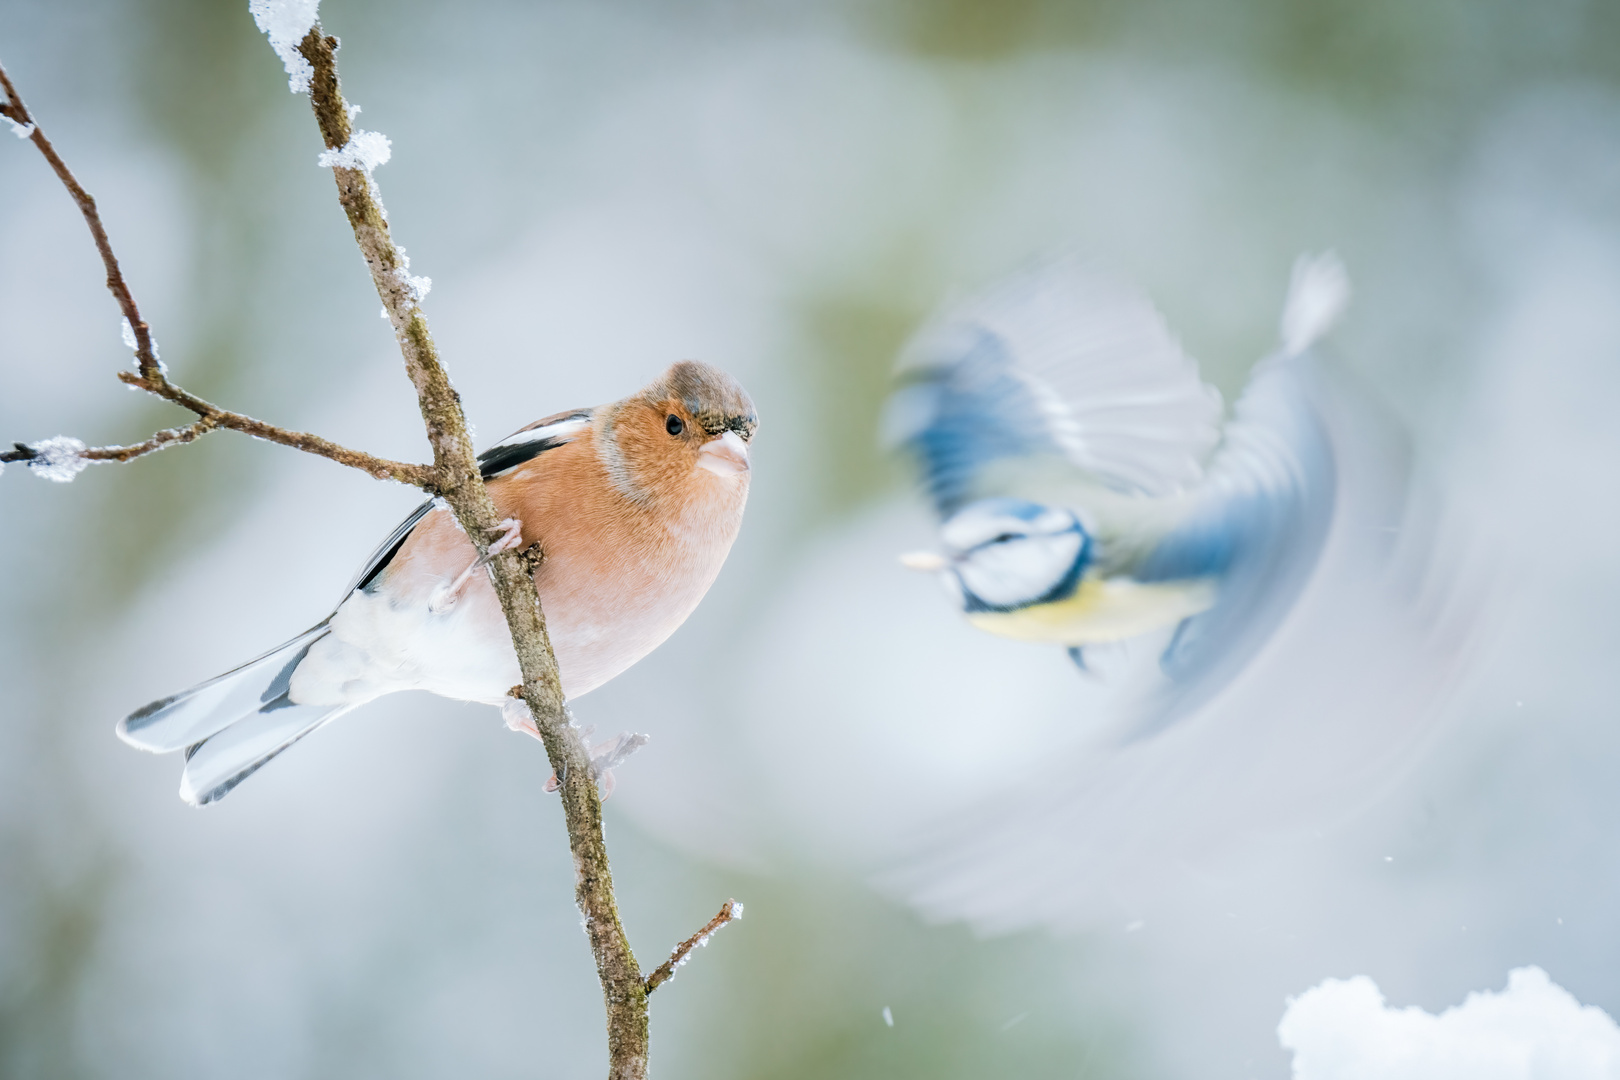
666 414 684 436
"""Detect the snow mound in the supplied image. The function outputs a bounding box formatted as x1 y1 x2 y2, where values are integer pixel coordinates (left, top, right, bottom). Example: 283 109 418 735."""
1279 967 1620 1080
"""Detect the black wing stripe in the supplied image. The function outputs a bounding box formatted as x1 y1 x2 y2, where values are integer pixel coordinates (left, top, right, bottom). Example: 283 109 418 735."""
478 435 571 480
478 410 591 480
347 500 435 596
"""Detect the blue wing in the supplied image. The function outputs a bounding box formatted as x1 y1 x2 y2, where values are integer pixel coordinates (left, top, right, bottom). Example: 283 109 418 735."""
885 258 1224 518
886 329 1074 515
1128 354 1366 736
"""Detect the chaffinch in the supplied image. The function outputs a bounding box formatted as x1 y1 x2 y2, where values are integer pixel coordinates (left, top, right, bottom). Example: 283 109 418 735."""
887 253 1354 722
119 360 758 805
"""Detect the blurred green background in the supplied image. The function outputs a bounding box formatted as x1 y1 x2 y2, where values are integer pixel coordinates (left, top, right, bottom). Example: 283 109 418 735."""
4 1 1620 1077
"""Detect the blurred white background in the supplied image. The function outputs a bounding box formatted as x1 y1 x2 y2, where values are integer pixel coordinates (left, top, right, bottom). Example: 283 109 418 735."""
3 1 1619 1077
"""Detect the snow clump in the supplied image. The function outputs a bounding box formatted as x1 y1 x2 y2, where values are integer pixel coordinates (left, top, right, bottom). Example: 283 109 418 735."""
317 130 391 173
249 0 322 94
392 246 431 307
1279 966 1620 1080
27 437 90 483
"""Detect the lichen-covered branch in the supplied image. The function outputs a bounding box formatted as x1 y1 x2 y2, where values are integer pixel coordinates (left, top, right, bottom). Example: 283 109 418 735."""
0 58 435 488
645 900 744 995
296 28 652 1079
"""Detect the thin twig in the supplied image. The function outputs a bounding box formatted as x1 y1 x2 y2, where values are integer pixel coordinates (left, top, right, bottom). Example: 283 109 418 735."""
0 60 159 383
644 900 744 995
295 29 651 1079
0 58 436 489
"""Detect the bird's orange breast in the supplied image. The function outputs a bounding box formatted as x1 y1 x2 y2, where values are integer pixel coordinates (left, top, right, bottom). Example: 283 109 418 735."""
381 423 749 700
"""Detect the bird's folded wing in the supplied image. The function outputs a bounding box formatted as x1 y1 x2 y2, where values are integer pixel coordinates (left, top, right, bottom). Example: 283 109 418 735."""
477 409 592 479
884 257 1224 515
344 499 437 597
338 409 593 599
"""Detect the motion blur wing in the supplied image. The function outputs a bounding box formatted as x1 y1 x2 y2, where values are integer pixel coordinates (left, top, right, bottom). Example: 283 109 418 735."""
881 393 1482 934
1126 355 1341 728
885 258 1224 515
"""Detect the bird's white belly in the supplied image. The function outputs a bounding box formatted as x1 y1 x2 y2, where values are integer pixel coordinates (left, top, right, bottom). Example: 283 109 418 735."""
290 584 519 708
288 538 725 708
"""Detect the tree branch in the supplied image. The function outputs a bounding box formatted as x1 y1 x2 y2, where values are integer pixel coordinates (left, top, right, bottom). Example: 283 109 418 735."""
0 58 435 489
645 900 744 995
296 29 653 1078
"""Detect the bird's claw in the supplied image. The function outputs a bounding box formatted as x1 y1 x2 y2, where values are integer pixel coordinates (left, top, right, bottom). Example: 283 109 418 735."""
501 696 543 740
430 517 526 613
504 700 647 798
541 727 650 799
485 518 525 559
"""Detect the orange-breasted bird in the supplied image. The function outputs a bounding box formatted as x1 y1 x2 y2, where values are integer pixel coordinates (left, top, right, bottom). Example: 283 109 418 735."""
118 361 757 805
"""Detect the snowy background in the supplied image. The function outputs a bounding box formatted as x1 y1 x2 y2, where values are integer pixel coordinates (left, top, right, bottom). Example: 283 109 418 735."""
3 1 1620 1077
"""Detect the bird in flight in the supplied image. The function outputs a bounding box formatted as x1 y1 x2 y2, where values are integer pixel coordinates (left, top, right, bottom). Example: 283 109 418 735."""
887 253 1353 721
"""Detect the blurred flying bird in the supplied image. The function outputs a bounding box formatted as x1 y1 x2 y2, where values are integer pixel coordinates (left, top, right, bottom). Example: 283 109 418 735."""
118 361 758 805
887 253 1352 720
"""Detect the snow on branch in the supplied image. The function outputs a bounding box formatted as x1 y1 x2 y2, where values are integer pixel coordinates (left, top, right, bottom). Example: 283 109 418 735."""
249 0 322 94
0 60 435 488
645 900 745 995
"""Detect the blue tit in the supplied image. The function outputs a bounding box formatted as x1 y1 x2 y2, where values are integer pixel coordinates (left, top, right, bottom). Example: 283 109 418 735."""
887 252 1351 704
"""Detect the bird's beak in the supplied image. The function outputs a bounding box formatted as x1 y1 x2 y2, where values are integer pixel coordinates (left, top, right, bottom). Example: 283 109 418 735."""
697 429 750 476
899 550 949 571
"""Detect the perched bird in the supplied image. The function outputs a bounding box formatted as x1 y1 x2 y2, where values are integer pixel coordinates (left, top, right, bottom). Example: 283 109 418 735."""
119 361 758 806
886 253 1352 719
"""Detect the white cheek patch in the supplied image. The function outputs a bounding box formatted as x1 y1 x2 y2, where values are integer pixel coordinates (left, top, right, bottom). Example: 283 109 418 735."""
955 530 1085 610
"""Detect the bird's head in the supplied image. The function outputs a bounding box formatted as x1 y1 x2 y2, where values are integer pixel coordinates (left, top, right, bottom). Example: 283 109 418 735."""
601 360 759 503
902 498 1090 613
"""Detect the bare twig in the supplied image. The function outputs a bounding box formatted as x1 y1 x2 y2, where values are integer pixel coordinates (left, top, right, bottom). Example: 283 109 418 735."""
0 58 436 488
296 28 654 1079
645 900 744 995
0 61 159 383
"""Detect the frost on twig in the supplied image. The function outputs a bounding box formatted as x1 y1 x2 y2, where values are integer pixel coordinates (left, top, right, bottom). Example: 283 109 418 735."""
121 317 166 374
22 437 91 483
0 57 433 488
317 129 390 172
644 900 745 995
249 0 322 94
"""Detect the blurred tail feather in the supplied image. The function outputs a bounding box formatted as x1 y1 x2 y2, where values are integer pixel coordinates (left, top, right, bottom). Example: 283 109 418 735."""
1280 251 1351 357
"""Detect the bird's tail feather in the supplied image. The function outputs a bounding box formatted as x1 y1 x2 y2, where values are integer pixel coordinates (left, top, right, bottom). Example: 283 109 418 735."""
118 624 347 805
179 698 351 806
118 624 329 753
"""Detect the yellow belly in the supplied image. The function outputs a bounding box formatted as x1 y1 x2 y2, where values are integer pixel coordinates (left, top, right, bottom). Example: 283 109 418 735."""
965 576 1219 646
